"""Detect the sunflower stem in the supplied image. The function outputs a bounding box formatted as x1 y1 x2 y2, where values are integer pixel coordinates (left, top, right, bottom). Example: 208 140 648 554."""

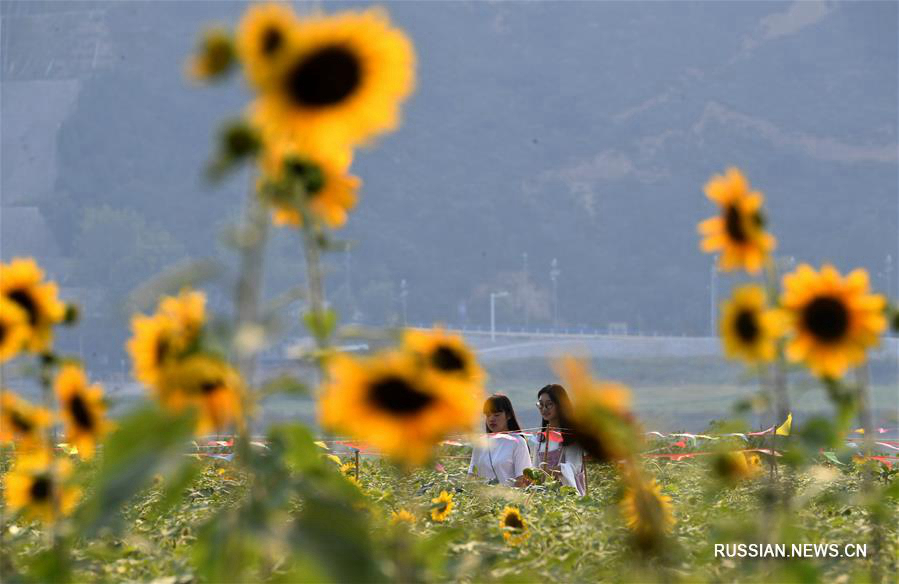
300 217 330 352
854 364 882 582
233 184 270 460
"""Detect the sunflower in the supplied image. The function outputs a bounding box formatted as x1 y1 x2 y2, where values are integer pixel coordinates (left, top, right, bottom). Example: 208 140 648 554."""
186 26 236 83
403 328 485 388
430 490 454 522
258 138 360 228
720 285 785 364
127 313 178 389
698 167 776 274
554 356 638 463
236 2 297 90
0 392 52 447
620 476 675 549
745 452 764 474
318 351 482 466
0 258 66 352
781 264 887 378
159 289 207 336
3 448 81 524
156 354 244 435
0 298 29 362
54 364 109 460
499 506 530 546
250 8 416 152
390 508 416 526
127 289 206 390
712 450 760 484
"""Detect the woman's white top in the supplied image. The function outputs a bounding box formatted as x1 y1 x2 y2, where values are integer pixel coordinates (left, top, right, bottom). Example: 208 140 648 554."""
468 433 533 486
528 434 587 496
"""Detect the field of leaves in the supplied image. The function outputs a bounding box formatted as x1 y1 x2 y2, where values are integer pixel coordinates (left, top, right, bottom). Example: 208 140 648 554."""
3 439 897 583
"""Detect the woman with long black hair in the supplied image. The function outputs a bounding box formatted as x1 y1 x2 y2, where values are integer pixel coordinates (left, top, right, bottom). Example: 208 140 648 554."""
530 384 586 495
468 394 532 487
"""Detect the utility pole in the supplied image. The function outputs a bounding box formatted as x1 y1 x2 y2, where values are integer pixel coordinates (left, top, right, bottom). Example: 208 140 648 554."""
886 254 893 304
344 247 354 316
522 252 530 329
710 260 717 337
490 291 509 342
550 258 560 332
399 279 408 326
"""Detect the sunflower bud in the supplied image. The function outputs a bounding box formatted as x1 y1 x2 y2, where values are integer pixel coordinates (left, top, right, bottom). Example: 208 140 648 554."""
223 121 261 159
63 303 80 325
186 26 236 83
206 120 261 181
284 157 325 197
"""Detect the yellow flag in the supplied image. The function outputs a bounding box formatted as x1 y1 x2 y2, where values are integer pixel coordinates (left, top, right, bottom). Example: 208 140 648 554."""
775 412 792 436
852 428 865 435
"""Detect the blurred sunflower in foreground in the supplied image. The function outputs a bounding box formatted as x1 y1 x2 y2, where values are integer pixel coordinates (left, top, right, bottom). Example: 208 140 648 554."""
712 450 763 485
3 449 81 524
620 476 675 550
0 392 52 447
554 356 639 463
0 298 29 362
237 2 296 89
781 264 886 378
0 258 66 352
319 348 482 466
390 508 416 526
430 490 454 522
54 364 110 460
127 289 207 390
404 327 486 388
127 290 244 434
249 7 416 155
698 167 775 274
156 354 244 435
720 284 785 365
499 506 529 546
258 138 360 228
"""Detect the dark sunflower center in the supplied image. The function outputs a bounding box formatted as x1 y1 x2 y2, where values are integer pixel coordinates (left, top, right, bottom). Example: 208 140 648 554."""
285 158 325 196
367 375 434 416
261 26 283 56
155 337 171 365
30 475 52 502
0 321 6 344
723 205 748 243
431 346 465 373
200 381 222 395
10 411 33 433
734 309 760 343
504 513 524 529
802 296 850 343
285 45 362 107
7 290 39 326
70 394 94 430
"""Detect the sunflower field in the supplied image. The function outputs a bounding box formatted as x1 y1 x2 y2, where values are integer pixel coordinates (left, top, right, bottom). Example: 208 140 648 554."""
1 3 898 583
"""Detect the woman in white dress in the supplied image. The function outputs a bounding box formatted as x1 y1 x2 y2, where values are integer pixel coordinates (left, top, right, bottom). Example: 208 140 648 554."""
530 384 586 496
468 394 533 487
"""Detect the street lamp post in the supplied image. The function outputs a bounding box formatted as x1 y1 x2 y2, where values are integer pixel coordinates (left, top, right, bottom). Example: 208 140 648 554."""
490 291 509 342
550 258 560 331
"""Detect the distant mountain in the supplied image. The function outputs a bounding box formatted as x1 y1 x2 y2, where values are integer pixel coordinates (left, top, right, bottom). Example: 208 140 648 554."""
2 1 896 371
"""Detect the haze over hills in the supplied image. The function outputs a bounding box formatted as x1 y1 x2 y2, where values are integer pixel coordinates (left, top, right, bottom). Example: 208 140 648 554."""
1 0 897 375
